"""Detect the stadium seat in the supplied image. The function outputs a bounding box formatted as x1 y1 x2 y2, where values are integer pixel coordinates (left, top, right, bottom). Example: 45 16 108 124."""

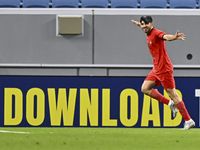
111 0 138 8
170 0 196 8
82 0 108 8
167 0 198 5
140 0 167 8
23 0 50 8
52 0 79 8
0 0 20 8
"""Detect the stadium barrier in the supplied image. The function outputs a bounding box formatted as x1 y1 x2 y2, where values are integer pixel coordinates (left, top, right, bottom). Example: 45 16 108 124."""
1 76 199 128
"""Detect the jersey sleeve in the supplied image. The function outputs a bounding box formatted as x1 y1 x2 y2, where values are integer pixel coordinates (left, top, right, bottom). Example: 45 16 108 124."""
156 29 166 40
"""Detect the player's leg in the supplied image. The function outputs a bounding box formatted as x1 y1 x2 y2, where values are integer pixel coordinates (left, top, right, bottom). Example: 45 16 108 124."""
163 71 195 130
141 80 156 96
142 71 171 105
166 88 181 104
141 79 177 118
166 88 195 129
149 71 177 117
161 72 191 121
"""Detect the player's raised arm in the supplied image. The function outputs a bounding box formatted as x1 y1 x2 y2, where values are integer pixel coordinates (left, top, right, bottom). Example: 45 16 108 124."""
131 20 141 27
163 30 186 41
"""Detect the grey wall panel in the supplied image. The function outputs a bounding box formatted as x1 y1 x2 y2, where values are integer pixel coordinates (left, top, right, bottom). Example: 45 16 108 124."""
94 15 200 65
152 16 200 65
0 68 77 76
94 15 152 64
173 69 200 77
79 68 107 76
0 14 93 64
109 68 151 77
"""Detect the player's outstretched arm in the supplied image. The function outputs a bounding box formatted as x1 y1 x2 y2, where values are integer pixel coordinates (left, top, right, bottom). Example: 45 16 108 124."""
163 30 186 41
131 20 141 27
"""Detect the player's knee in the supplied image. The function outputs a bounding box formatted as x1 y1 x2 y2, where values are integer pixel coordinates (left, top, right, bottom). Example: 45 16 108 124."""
141 87 148 95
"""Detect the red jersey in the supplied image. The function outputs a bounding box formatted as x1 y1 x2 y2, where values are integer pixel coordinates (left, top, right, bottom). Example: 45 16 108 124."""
147 28 173 74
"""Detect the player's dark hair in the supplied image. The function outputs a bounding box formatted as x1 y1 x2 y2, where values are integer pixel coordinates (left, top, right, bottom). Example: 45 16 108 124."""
140 16 153 24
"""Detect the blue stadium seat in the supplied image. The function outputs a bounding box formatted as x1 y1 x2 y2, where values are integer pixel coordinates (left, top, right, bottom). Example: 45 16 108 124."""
167 0 198 4
170 0 196 8
140 0 167 8
111 0 138 8
23 0 49 8
52 0 79 8
82 0 108 8
0 0 20 8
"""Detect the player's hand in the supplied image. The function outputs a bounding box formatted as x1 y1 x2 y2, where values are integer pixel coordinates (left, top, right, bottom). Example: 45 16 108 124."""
175 30 185 41
131 20 141 27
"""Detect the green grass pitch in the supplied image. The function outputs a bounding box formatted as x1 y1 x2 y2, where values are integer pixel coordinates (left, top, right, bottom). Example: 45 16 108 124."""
0 127 199 150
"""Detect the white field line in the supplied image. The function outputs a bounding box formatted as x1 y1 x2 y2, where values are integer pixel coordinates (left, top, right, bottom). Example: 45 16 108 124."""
0 130 30 134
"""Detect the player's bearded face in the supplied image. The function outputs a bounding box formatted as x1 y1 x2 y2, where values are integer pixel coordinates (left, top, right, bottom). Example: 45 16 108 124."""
140 21 153 34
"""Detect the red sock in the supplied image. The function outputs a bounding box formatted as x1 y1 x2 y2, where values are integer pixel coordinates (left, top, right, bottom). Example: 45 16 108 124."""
150 89 170 105
176 101 191 121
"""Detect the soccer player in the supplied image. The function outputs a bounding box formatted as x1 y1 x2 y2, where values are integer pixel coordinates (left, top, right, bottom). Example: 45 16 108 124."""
131 16 195 130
